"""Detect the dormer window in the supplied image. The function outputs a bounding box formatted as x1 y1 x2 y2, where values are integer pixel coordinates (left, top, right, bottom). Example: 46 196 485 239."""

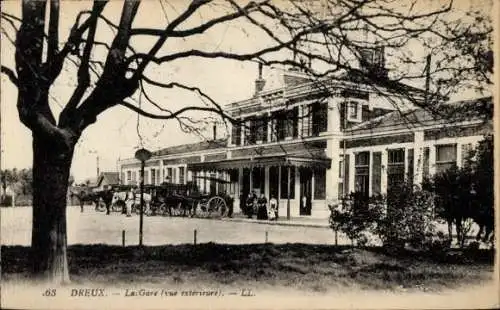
346 101 363 122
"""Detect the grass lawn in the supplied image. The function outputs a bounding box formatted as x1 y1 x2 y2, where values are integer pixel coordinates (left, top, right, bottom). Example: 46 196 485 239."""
1 243 494 293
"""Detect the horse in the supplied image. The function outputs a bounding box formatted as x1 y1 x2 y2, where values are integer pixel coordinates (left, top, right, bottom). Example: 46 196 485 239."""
111 191 152 215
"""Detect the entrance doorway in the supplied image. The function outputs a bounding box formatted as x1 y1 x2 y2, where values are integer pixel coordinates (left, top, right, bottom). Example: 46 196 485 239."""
299 167 312 216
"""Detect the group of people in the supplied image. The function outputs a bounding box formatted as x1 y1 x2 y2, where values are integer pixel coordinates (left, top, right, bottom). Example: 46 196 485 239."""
242 191 278 221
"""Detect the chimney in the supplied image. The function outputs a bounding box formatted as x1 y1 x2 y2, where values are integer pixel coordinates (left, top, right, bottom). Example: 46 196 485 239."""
254 63 266 96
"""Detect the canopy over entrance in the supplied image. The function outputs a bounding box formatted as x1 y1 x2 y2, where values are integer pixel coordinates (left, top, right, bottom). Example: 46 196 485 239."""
187 155 331 172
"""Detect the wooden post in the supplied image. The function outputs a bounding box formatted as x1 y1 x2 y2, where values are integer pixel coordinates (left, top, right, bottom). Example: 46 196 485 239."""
265 231 268 243
194 229 197 245
122 230 126 247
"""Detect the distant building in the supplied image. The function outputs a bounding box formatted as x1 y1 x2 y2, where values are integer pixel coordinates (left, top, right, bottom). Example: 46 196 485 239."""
117 57 492 219
93 172 120 192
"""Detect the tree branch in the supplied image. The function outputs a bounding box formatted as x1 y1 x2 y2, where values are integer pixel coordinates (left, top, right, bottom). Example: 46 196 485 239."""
119 99 232 121
131 0 212 79
1 65 19 87
59 0 106 128
47 0 60 62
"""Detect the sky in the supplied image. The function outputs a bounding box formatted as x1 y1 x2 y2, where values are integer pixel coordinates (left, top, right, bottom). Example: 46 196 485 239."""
0 0 495 183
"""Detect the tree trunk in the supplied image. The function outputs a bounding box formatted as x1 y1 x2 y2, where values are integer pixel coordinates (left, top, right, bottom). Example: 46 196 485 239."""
31 133 74 284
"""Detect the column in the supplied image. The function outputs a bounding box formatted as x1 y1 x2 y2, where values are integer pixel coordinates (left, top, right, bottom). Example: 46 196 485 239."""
429 145 436 176
380 150 388 195
325 97 342 204
294 166 300 217
414 131 424 185
368 151 373 197
267 112 272 142
348 153 355 196
264 166 270 199
159 159 164 184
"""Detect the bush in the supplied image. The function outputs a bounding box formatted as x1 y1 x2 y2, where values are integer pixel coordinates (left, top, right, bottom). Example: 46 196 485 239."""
374 182 438 250
0 195 13 207
329 192 384 247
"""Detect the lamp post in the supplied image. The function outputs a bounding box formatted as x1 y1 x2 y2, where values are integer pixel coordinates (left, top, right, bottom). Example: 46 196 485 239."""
135 148 152 246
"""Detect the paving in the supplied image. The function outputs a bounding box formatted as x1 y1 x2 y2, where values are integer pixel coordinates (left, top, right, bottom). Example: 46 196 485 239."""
0 205 343 247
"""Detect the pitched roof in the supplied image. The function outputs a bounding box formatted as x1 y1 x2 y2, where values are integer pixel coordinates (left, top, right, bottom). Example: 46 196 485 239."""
346 97 492 136
153 138 227 156
98 172 120 186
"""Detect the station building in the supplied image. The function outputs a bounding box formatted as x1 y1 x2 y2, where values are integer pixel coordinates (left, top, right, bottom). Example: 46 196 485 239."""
117 57 492 219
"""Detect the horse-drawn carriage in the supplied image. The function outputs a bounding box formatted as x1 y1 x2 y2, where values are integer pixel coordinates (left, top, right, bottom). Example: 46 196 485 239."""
99 176 233 218
145 176 233 218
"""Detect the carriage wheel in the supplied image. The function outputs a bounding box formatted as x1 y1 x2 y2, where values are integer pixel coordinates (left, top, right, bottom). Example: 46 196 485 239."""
207 196 227 218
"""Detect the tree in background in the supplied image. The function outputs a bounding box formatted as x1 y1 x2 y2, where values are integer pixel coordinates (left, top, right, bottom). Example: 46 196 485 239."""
0 0 493 284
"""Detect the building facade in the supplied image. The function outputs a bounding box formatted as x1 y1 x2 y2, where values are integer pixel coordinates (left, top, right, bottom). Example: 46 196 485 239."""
117 67 492 219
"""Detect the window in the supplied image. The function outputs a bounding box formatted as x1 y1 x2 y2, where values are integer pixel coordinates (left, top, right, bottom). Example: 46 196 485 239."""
143 170 149 185
338 154 350 199
269 166 279 199
285 108 298 138
387 149 405 191
314 168 326 200
348 102 358 119
269 117 278 142
312 102 328 134
345 101 363 123
423 147 430 179
354 152 370 197
301 105 313 137
127 171 131 181
151 169 156 185
179 167 185 184
132 171 137 183
172 168 177 183
407 148 414 184
280 166 295 199
247 118 257 145
231 122 241 145
252 167 265 195
436 144 457 173
256 117 267 142
121 172 125 184
371 152 382 196
301 102 328 137
166 168 172 182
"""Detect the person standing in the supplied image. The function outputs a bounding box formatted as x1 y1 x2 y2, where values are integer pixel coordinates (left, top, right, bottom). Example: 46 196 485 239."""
257 193 268 220
125 187 135 217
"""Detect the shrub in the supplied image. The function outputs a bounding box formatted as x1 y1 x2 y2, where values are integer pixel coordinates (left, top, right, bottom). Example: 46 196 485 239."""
0 195 13 207
374 182 437 250
329 192 384 247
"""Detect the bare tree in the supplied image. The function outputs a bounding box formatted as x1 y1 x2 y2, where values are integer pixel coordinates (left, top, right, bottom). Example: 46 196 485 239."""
0 0 491 284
